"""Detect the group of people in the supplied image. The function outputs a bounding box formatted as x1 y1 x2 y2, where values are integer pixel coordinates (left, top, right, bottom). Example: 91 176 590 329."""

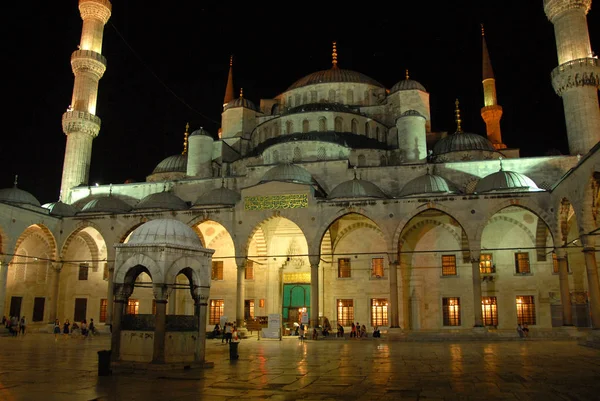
350 322 368 338
53 318 96 340
517 323 530 338
2 315 26 336
213 322 239 344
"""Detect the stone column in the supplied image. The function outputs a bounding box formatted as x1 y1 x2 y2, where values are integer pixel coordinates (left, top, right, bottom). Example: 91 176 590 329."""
106 263 114 325
581 235 600 329
193 286 210 363
168 286 177 315
556 247 573 326
389 261 400 328
309 255 320 329
0 258 9 317
400 256 411 329
48 263 63 323
152 284 169 364
235 258 246 327
470 250 484 327
110 283 132 362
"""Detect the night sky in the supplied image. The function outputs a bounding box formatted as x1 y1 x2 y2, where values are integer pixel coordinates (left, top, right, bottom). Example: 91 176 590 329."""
6 1 599 204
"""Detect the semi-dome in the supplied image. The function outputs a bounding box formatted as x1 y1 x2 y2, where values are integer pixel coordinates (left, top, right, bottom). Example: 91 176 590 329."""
390 79 426 93
80 195 132 214
399 172 459 197
260 163 316 185
432 132 496 156
475 169 540 193
329 178 387 199
134 191 188 211
286 68 384 91
0 186 41 207
223 97 259 112
153 154 187 174
127 218 203 249
190 127 212 137
194 186 241 207
42 201 78 216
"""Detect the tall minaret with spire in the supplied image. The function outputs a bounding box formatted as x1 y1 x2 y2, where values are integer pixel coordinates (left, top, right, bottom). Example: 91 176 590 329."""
223 55 234 108
480 24 506 150
544 0 600 155
60 0 112 202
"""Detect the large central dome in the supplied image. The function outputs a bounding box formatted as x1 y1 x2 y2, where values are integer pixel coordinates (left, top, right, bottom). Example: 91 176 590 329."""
286 68 384 91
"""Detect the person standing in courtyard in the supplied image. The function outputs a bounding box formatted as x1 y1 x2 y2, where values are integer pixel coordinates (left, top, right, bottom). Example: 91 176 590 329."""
19 316 26 336
63 319 70 337
53 319 61 341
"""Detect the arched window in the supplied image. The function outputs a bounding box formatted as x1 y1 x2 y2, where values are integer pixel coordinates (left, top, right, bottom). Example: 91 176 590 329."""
380 154 387 166
365 122 371 138
293 147 302 162
286 120 293 134
311 91 318 103
288 96 293 108
319 117 327 132
302 119 310 133
273 150 279 164
347 89 354 104
317 147 326 161
351 119 358 134
328 89 336 102
273 122 280 137
302 92 308 104
334 117 343 132
358 154 366 166
376 126 381 141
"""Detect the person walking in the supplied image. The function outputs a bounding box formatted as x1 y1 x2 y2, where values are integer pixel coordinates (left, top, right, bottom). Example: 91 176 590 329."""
299 323 305 342
350 322 356 338
88 318 96 337
53 319 61 341
19 316 26 336
10 316 18 336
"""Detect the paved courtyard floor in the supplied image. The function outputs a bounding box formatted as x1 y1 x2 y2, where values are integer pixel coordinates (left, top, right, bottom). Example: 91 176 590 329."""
0 333 598 401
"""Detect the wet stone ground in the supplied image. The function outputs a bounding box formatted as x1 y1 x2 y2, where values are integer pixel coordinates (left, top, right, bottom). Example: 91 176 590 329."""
0 332 599 400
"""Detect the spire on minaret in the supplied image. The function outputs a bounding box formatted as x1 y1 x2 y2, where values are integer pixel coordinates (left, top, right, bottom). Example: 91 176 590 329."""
239 88 243 98
480 24 506 150
223 55 235 108
332 41 338 69
182 122 189 155
13 174 18 187
405 69 409 80
454 98 463 133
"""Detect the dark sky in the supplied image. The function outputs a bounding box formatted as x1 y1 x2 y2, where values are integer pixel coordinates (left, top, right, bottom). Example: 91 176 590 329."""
6 1 599 204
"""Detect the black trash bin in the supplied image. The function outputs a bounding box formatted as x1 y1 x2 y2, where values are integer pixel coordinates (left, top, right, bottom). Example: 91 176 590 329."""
97 350 112 376
229 341 239 360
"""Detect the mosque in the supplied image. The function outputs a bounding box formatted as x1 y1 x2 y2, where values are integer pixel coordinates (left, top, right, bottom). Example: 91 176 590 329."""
0 0 599 357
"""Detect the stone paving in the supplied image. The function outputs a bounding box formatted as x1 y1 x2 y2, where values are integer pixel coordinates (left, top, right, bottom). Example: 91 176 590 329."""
0 332 599 401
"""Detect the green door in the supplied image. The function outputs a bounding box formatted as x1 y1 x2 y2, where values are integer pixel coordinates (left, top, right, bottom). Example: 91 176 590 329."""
282 284 310 324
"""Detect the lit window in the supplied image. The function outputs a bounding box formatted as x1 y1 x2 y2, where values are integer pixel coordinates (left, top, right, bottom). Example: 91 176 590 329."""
211 261 224 280
78 264 89 280
442 255 457 276
371 258 384 278
127 299 139 315
481 296 498 326
516 296 536 325
209 299 224 325
99 299 107 323
479 254 494 274
371 298 388 327
245 261 254 280
338 258 351 278
337 299 354 326
442 297 461 326
244 300 255 320
515 253 530 274
259 299 265 308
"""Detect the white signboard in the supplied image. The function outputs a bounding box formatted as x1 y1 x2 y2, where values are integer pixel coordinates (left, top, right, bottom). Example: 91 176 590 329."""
301 314 309 325
268 313 281 329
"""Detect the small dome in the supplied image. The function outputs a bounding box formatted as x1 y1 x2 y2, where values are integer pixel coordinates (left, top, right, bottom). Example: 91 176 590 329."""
223 97 259 112
390 79 426 93
287 68 384 91
134 191 188 211
194 186 241 207
399 173 459 197
80 195 132 214
153 154 187 174
432 132 496 156
260 163 316 185
190 127 213 137
475 170 540 193
0 186 41 207
329 178 387 199
42 201 78 216
128 218 203 249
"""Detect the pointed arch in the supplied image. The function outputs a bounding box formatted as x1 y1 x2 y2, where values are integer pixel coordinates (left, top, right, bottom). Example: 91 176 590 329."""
14 224 57 262
114 253 162 284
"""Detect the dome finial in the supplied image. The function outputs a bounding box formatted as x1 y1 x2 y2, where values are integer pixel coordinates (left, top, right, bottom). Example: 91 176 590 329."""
353 165 358 180
182 122 189 155
13 174 18 188
406 69 409 80
240 88 243 98
499 156 503 171
454 98 463 133
481 23 485 36
332 41 338 69
109 183 113 196
163 183 167 192
229 54 233 67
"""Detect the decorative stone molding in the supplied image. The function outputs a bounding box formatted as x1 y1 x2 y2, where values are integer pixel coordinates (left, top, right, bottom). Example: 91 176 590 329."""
71 50 107 79
62 110 101 137
551 58 600 96
544 0 591 22
79 0 112 25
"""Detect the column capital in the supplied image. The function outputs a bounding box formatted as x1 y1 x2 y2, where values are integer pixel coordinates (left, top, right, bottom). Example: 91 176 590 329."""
469 249 481 262
51 262 64 272
153 283 170 302
235 257 247 270
114 283 133 301
580 234 596 250
308 254 321 267
192 285 210 304
555 247 568 259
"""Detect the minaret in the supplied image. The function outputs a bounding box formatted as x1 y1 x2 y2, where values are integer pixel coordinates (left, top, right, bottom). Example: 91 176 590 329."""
60 0 112 201
223 55 234 108
544 0 600 155
480 25 506 150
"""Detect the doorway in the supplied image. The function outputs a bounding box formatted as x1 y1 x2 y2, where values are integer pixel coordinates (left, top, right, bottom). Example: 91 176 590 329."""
282 284 310 325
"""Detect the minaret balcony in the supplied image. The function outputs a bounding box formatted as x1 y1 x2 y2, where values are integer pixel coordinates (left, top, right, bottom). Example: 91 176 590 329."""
62 110 101 138
551 57 600 96
71 49 107 79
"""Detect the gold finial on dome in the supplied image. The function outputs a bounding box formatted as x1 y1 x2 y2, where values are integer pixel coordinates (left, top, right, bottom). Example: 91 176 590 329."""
240 88 243 98
406 69 409 80
13 174 18 187
481 23 485 36
454 98 463 133
182 122 189 155
229 55 233 67
332 41 338 69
